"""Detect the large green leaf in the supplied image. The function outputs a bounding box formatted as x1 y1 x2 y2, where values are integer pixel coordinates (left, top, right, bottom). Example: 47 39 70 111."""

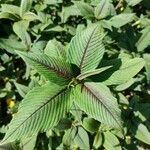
73 82 122 128
103 58 145 85
16 51 73 85
1 83 72 144
67 25 105 73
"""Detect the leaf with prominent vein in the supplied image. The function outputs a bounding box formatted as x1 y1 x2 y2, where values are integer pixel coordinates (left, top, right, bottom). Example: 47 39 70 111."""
67 25 105 73
1 83 72 144
76 66 112 80
16 51 73 85
73 82 122 128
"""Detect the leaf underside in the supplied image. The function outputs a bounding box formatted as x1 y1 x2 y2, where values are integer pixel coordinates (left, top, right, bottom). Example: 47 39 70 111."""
73 82 122 128
17 51 73 85
1 83 72 144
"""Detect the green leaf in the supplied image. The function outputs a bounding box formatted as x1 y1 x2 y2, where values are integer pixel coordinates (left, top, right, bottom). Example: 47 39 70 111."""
74 127 90 150
103 131 122 150
14 82 29 98
67 25 105 73
82 118 100 133
1 4 20 15
0 12 19 21
143 54 150 83
0 38 27 54
136 26 150 52
13 21 31 47
103 58 145 85
115 78 135 91
125 0 142 6
73 82 122 128
22 12 39 21
131 122 150 145
76 66 112 80
93 131 103 149
1 83 72 144
16 51 73 85
94 0 114 19
20 0 33 17
75 2 94 19
110 13 135 28
61 5 81 23
21 135 37 150
44 39 65 58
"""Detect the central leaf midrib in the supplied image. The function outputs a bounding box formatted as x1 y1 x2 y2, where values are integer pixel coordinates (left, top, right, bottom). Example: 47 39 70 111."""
30 55 72 80
3 87 68 142
84 84 121 127
79 27 97 70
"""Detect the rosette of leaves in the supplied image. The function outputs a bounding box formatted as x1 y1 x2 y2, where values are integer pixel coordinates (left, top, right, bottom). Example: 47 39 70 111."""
0 24 145 145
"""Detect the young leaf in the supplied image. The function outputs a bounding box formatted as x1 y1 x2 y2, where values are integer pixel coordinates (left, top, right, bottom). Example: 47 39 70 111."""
76 66 112 80
16 51 73 85
73 82 122 128
67 25 105 73
1 83 72 144
103 58 145 85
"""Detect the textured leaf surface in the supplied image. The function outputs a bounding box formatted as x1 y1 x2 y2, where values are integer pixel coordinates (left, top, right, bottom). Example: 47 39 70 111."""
73 82 122 128
103 58 145 85
17 51 73 85
1 83 71 144
67 25 105 73
76 66 112 80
